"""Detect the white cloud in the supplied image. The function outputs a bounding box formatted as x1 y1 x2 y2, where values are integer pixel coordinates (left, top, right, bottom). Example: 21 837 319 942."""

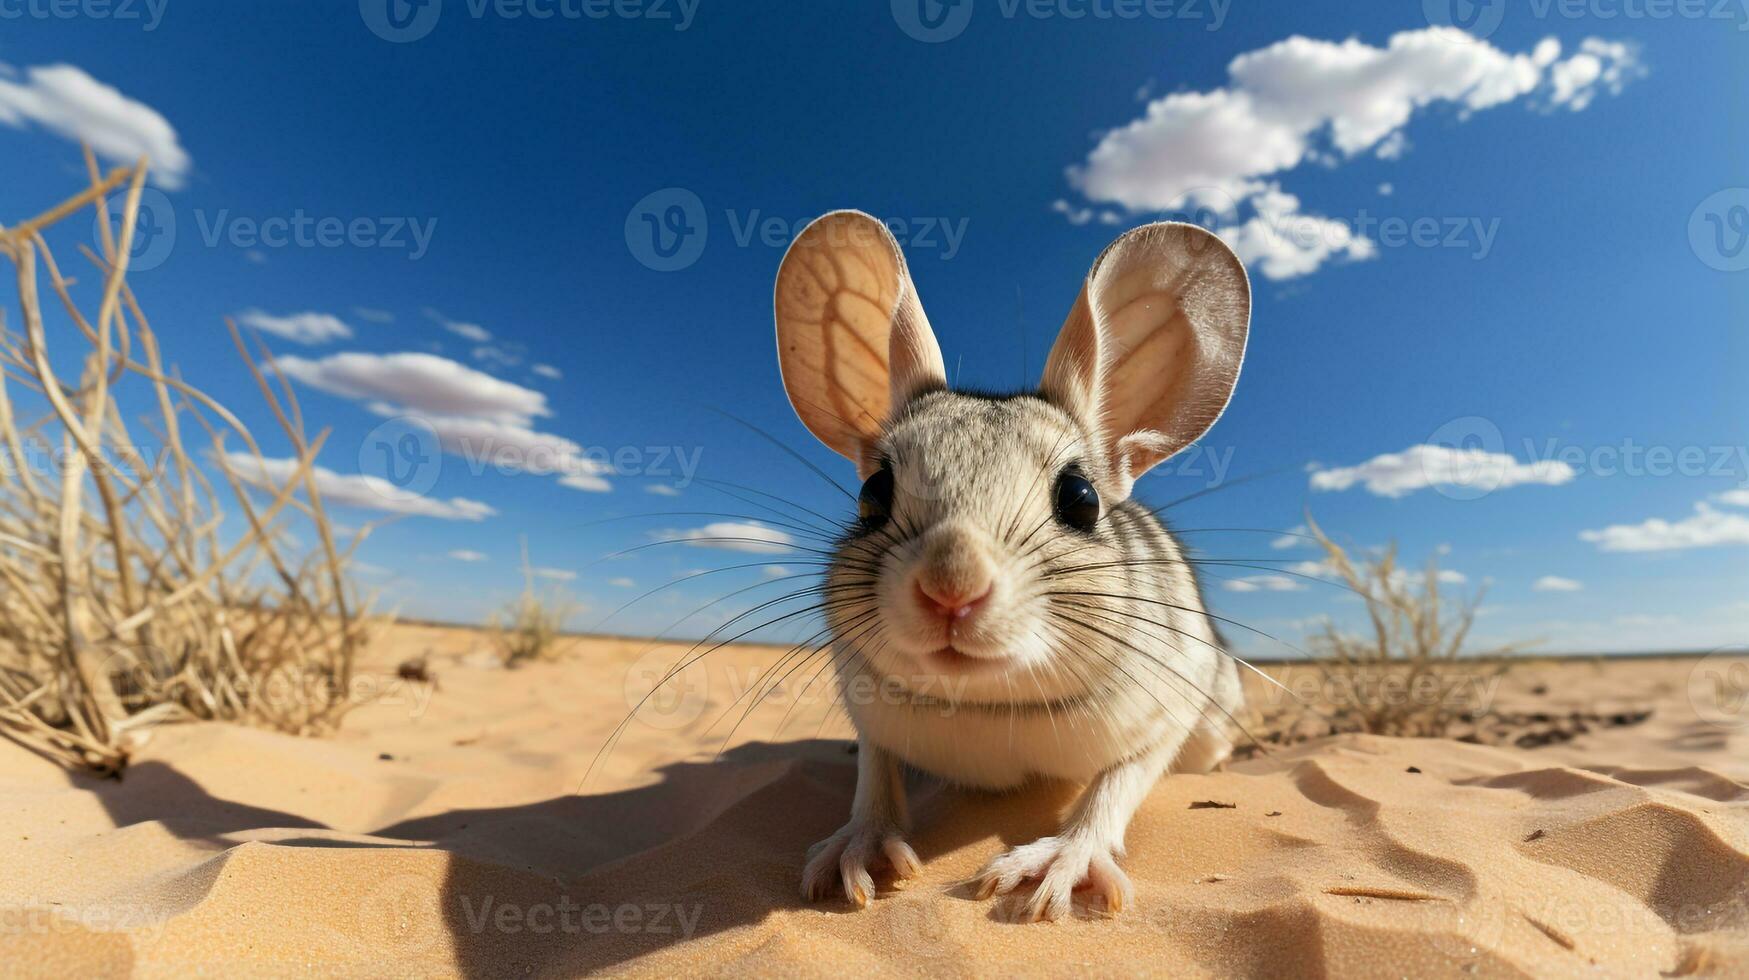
559 471 611 492
276 350 613 493
1532 575 1582 593
0 64 192 188
1393 568 1468 590
645 484 681 497
448 549 488 562
275 351 549 425
1223 574 1305 593
1219 184 1377 280
1715 489 1749 507
1286 559 1334 579
608 576 635 588
762 565 791 578
473 344 522 368
1376 182 1394 196
426 310 491 342
532 363 563 380
220 452 495 522
238 309 352 345
407 412 606 478
1062 29 1641 278
656 521 795 554
534 567 576 582
1270 524 1311 549
1580 502 1749 553
352 307 395 324
1547 39 1643 111
1310 444 1575 498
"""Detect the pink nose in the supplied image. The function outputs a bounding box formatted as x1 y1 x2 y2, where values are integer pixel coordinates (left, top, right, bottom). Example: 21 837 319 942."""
914 580 992 621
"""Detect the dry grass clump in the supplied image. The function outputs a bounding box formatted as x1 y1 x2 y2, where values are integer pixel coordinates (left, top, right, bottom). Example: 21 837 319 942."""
1253 519 1523 747
0 154 370 774
493 539 578 666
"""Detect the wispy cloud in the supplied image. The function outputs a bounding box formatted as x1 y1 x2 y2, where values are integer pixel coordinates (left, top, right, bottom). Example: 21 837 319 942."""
238 309 353 345
532 364 563 380
0 63 192 188
1311 444 1574 498
1532 575 1582 592
276 351 549 424
352 307 395 324
1223 574 1305 593
423 308 492 343
276 350 613 492
1580 502 1749 553
448 549 488 562
534 567 576 582
656 521 794 554
644 484 681 497
559 471 611 492
1059 29 1642 278
1270 524 1311 549
221 452 495 521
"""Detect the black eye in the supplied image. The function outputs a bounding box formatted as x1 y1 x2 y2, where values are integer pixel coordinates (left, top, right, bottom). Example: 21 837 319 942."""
858 465 894 528
1054 468 1099 532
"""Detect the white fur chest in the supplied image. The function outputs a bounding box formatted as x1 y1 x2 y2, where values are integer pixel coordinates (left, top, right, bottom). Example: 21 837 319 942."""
840 673 1198 789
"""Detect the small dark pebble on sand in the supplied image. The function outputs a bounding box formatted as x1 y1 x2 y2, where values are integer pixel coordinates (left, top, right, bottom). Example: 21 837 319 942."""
1190 800 1237 810
1524 829 1546 842
1406 766 1422 774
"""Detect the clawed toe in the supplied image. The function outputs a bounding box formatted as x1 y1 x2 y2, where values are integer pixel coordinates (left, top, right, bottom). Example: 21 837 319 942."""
972 835 1132 921
802 823 920 907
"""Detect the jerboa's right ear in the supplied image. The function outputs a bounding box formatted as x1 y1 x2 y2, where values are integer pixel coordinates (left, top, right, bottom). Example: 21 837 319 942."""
773 210 946 477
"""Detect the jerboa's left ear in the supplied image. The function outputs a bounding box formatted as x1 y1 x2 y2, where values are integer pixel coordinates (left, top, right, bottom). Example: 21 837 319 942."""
773 210 947 478
1040 222 1250 500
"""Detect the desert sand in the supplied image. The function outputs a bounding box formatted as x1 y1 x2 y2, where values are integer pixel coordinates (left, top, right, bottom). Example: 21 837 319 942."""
1 625 1745 978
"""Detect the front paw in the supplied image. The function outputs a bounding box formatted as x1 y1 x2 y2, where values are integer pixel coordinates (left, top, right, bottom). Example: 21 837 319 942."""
972 835 1133 921
802 821 922 907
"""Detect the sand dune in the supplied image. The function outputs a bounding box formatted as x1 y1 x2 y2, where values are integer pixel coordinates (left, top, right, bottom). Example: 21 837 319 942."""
1 628 1744 977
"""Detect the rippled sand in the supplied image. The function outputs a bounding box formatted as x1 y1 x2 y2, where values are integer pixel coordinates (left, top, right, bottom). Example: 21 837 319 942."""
2 625 1744 977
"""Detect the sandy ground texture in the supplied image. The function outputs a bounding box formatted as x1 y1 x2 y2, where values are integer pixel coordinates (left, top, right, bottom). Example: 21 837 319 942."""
1 625 1745 978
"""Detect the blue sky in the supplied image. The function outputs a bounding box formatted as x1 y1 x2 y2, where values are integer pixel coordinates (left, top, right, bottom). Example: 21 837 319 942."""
1 1 1744 654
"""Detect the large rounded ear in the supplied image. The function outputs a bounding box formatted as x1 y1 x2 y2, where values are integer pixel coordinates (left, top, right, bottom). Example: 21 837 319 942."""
1040 222 1250 499
773 210 947 476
